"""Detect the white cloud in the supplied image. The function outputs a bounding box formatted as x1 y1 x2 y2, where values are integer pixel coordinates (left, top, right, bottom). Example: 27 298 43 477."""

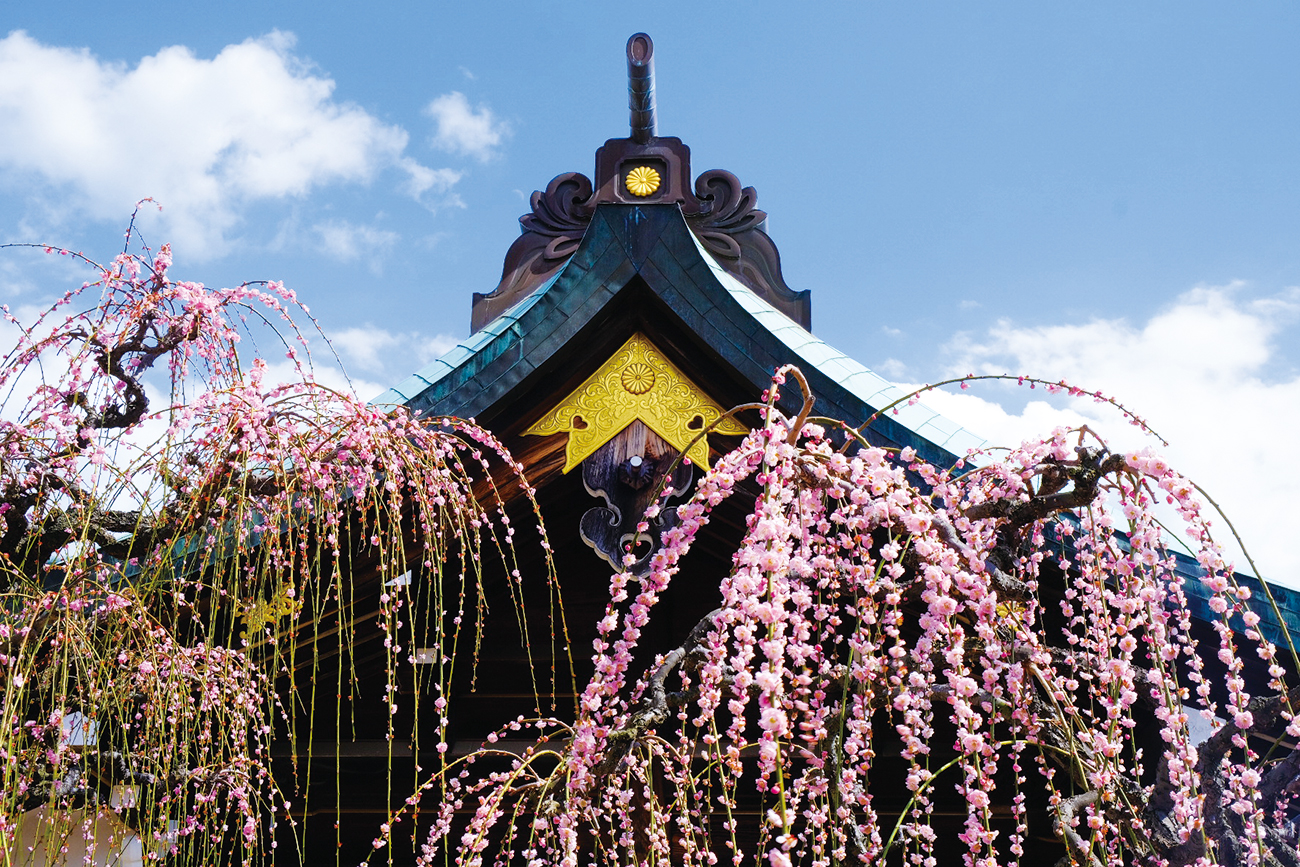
330 325 400 373
329 324 457 380
0 30 451 256
0 247 89 299
922 284 1300 585
424 91 509 161
253 357 388 405
313 220 400 266
399 157 463 203
876 357 909 380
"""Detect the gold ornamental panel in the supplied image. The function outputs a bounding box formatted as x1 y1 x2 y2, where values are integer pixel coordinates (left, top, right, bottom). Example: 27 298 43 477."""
525 333 748 472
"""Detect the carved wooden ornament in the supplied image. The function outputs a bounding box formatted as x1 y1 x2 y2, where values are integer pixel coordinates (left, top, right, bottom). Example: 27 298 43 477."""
469 35 811 333
524 333 747 472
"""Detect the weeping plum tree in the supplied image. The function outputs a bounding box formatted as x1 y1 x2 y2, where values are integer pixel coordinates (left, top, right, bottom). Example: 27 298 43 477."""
395 389 1300 866
0 222 557 866
1 224 1298 867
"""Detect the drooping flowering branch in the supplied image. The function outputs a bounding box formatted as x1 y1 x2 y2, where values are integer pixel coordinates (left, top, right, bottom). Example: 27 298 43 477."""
0 219 560 866
5 216 1295 867
405 365 1299 867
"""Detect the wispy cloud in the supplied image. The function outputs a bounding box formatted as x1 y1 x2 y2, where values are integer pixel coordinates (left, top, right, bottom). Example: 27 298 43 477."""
312 220 400 268
876 357 910 380
398 157 463 207
329 324 458 379
424 91 509 162
0 30 455 256
921 284 1300 584
258 325 459 402
0 248 90 299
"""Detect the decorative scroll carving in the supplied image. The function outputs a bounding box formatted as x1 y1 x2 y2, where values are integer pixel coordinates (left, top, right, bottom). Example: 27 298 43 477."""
524 172 594 249
470 39 812 333
685 170 811 328
471 161 812 332
579 421 693 574
690 169 766 254
471 172 595 332
469 33 812 331
524 333 747 472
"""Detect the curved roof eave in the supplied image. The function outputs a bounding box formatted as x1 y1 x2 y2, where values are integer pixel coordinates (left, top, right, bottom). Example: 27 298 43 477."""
681 227 989 461
369 266 567 412
367 202 1300 647
371 205 987 467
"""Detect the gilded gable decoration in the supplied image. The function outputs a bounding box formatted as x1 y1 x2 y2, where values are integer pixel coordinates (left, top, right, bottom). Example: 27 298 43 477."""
524 333 747 472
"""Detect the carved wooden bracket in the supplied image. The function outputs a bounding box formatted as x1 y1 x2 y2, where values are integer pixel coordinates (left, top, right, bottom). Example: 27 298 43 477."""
579 421 693 574
524 332 747 573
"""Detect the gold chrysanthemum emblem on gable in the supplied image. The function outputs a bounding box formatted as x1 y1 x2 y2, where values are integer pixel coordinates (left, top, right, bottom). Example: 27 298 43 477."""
525 333 748 472
620 363 656 394
625 166 661 197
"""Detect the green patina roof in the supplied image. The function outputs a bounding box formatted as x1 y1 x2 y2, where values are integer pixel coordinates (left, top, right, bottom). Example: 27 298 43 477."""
369 201 1300 656
681 228 988 459
371 204 987 466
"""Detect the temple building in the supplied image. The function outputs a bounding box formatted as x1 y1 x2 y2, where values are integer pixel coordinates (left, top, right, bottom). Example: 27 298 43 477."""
289 32 1300 865
13 32 1300 867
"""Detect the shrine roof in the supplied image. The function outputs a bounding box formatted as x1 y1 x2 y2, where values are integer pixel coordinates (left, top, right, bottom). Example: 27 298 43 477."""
368 201 1300 655
370 204 988 467
367 29 1300 655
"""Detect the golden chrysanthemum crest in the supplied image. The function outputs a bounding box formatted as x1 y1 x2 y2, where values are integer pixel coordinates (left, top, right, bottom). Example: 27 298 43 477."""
620 363 656 394
625 166 661 197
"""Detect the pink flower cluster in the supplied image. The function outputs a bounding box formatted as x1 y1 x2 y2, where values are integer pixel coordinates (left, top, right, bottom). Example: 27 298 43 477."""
429 368 1289 867
0 232 554 866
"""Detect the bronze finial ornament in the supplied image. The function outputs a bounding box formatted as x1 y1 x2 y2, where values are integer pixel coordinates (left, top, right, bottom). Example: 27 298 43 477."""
627 33 656 144
471 33 811 332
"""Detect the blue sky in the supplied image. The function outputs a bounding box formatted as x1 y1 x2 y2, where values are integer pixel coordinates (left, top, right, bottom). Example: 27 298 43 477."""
2 2 1298 582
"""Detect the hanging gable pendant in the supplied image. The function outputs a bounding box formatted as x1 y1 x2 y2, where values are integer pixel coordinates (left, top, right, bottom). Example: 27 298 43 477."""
525 333 748 472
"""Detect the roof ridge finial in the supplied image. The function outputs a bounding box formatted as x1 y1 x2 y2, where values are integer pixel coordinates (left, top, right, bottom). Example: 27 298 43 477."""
627 33 656 143
470 32 810 332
